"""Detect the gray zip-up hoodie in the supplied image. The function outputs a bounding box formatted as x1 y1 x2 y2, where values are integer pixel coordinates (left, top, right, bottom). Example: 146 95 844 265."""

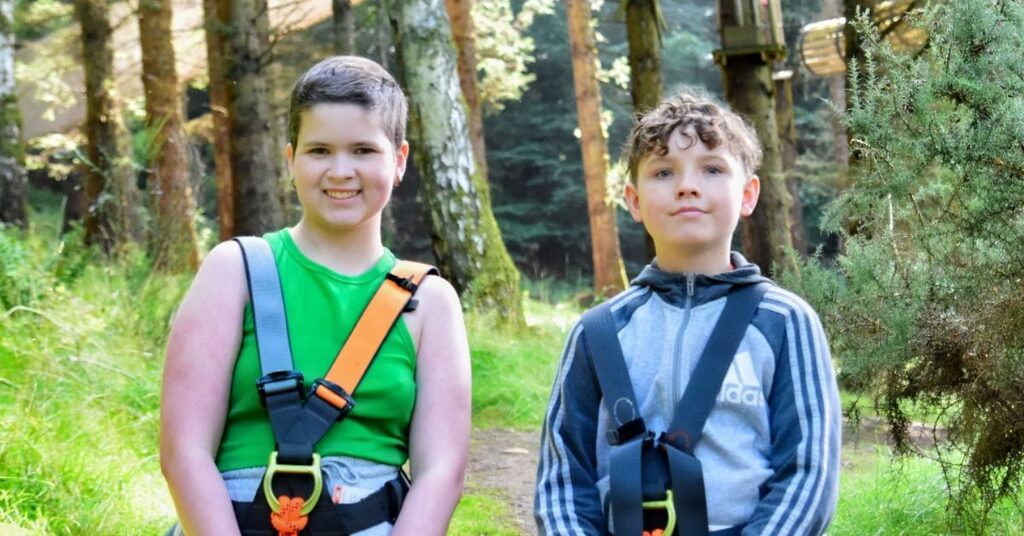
535 253 841 535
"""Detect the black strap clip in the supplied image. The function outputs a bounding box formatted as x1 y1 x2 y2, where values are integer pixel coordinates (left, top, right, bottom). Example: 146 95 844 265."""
256 370 304 407
385 272 418 292
606 417 648 446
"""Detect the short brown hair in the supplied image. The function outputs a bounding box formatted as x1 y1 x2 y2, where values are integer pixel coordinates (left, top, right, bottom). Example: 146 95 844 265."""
624 90 762 182
287 56 407 150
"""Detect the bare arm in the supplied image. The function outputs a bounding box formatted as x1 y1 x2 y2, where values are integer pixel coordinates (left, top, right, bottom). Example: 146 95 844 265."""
160 242 247 536
391 276 471 536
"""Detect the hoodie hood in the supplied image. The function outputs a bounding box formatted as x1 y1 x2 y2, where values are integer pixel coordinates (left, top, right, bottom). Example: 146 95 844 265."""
630 251 772 308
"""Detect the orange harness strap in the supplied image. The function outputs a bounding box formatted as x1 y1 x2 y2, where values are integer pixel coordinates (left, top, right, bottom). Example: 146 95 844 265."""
313 260 436 411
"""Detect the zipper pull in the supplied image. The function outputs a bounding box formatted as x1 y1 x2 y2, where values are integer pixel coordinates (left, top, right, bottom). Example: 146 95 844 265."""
686 273 695 298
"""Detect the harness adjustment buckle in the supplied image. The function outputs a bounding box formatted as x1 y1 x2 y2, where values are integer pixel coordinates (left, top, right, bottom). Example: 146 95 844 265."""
607 417 648 445
257 370 305 407
312 378 357 417
385 272 418 292
642 489 677 536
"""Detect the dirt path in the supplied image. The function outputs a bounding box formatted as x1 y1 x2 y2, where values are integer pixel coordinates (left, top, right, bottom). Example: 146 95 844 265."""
466 418 944 535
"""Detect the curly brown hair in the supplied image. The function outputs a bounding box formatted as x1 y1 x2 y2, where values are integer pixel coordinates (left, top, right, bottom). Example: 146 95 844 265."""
624 90 762 183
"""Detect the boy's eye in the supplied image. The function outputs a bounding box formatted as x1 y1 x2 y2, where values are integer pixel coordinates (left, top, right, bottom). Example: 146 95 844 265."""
705 165 724 175
654 168 673 179
307 147 329 155
354 146 378 155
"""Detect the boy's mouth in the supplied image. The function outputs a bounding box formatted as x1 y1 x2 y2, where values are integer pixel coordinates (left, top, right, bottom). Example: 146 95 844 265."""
323 189 359 200
671 206 706 216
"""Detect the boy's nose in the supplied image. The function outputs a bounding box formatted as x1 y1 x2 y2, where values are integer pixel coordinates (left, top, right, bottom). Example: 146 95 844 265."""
675 174 700 197
326 156 356 180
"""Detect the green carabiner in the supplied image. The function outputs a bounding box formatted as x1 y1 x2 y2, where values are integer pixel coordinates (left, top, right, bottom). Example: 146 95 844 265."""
262 451 323 516
642 489 677 536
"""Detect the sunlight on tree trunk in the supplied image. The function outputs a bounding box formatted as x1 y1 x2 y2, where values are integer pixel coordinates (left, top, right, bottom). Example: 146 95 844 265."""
139 0 200 271
75 0 142 252
388 0 525 327
0 0 27 228
566 0 626 297
444 0 487 179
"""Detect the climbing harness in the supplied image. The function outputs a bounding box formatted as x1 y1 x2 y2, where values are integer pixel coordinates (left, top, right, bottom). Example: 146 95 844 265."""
581 282 768 536
232 237 435 536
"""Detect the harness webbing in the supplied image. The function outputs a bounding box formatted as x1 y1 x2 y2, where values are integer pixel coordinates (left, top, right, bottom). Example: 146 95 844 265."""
581 282 768 536
233 237 436 535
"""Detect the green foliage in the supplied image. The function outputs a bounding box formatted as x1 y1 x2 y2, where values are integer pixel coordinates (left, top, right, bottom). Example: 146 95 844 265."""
0 223 187 533
473 0 554 114
12 0 73 41
449 493 523 535
784 0 1024 509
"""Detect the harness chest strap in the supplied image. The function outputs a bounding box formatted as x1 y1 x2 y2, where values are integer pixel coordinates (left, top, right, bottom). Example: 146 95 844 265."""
234 237 436 534
582 282 768 536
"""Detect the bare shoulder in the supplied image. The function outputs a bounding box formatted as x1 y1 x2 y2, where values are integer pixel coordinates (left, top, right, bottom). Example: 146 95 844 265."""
403 274 465 353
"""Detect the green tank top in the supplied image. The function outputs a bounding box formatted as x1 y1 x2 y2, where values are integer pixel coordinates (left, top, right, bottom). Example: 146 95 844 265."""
216 229 417 471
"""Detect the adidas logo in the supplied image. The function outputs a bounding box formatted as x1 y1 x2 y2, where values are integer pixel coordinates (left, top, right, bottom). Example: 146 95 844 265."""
716 351 765 407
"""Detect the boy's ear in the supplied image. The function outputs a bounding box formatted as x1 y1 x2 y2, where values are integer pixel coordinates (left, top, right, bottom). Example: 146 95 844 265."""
740 174 761 217
624 181 643 223
394 140 410 187
284 143 294 165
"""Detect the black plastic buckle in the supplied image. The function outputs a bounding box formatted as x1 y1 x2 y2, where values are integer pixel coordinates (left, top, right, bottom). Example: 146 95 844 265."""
256 370 304 407
606 417 648 445
312 378 356 419
385 272 418 292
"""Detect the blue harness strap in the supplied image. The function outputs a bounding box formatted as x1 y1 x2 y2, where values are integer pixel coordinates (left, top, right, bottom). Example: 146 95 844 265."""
582 282 768 536
234 236 295 376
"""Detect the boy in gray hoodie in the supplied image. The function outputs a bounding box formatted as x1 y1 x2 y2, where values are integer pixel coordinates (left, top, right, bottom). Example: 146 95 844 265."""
535 91 841 535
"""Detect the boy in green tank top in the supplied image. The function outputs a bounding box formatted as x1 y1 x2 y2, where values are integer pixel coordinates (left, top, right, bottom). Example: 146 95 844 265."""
161 56 471 536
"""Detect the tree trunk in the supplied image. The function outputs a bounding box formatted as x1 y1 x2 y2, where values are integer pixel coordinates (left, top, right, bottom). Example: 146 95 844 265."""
0 0 27 228
203 0 234 240
565 0 626 297
75 0 142 251
720 55 796 277
376 0 389 68
224 0 285 235
388 0 524 327
333 0 356 55
139 0 200 271
444 0 487 179
774 71 806 256
624 0 662 262
625 0 662 113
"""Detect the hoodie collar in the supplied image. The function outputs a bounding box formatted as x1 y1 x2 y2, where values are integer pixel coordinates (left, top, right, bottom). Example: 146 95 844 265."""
630 252 771 308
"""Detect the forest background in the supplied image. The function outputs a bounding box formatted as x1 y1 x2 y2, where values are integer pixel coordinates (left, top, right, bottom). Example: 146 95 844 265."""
2 0 1024 534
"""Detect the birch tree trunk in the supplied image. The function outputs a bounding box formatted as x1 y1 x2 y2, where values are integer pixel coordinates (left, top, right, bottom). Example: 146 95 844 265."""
224 0 285 235
566 0 626 297
139 0 200 271
75 0 142 251
388 0 524 326
203 0 234 239
333 0 355 55
720 55 797 277
0 0 27 228
774 72 806 256
444 0 487 178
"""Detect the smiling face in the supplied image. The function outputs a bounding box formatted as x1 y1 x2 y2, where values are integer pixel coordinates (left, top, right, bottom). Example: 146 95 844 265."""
625 126 760 273
285 102 409 238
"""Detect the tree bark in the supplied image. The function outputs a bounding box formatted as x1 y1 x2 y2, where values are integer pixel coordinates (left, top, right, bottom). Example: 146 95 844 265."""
774 72 806 256
624 0 662 261
224 0 285 235
444 0 487 179
139 0 200 271
720 55 797 277
0 0 27 228
624 0 662 113
388 0 524 327
565 0 626 297
203 0 234 240
333 0 356 55
75 0 142 251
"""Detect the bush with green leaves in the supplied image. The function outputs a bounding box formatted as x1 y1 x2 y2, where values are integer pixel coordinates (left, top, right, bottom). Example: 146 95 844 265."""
784 0 1024 512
